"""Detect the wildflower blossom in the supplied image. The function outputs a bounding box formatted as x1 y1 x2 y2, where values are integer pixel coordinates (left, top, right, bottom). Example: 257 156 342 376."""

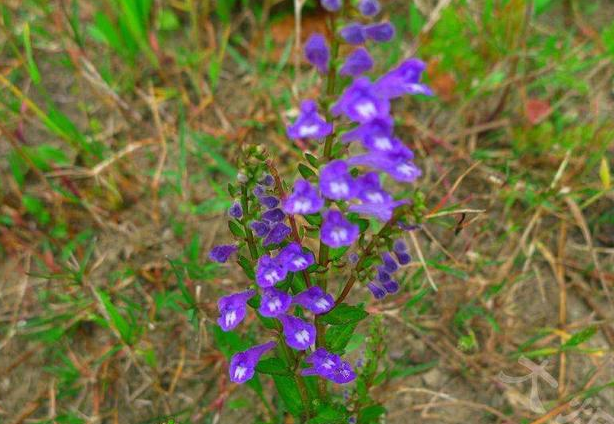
228 202 243 219
375 58 433 98
304 33 330 74
229 341 276 384
260 174 275 186
382 279 399 294
381 252 399 273
348 172 406 221
367 281 386 299
347 151 422 183
358 0 380 16
263 222 292 246
339 23 366 45
339 48 373 77
321 0 342 12
321 210 360 248
319 160 356 201
331 77 389 123
259 195 280 209
262 208 285 223
256 255 288 287
293 286 335 314
282 179 324 215
364 22 395 42
250 220 270 238
302 348 356 383
209 244 238 263
277 242 315 272
287 100 333 140
218 290 256 331
259 287 292 317
279 315 316 350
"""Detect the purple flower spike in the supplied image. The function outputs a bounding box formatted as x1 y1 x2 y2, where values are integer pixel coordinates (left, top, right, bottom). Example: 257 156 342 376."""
321 0 341 12
229 341 276 384
367 281 386 299
339 48 374 77
302 348 356 384
331 77 390 123
209 245 238 263
260 195 280 209
358 0 380 16
382 280 399 294
256 255 288 287
381 252 398 273
321 210 360 248
263 222 291 246
348 172 406 221
282 179 324 215
250 221 270 238
364 22 395 43
375 58 433 99
259 287 292 317
228 202 243 219
304 33 330 74
395 251 412 265
262 208 286 223
347 153 422 183
279 315 316 351
293 286 335 314
287 100 333 140
339 23 366 45
277 242 315 272
319 160 356 201
217 290 256 331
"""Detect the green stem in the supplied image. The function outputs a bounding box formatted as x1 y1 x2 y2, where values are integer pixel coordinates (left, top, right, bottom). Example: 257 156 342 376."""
278 331 311 421
240 184 258 260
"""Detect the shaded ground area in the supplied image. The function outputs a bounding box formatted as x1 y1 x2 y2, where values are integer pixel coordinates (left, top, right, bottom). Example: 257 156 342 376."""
1 0 613 423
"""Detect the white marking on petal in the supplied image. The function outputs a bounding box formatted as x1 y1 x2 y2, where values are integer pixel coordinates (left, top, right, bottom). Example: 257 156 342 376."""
355 101 377 119
268 298 283 312
331 228 348 244
292 257 307 268
323 359 335 369
299 124 320 137
295 329 311 345
234 366 247 380
330 181 349 196
315 298 330 311
265 270 280 283
225 310 237 327
396 163 415 177
374 136 392 151
366 192 384 203
292 199 312 213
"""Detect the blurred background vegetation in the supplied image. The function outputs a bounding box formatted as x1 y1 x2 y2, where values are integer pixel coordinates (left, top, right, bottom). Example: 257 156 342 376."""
0 0 613 423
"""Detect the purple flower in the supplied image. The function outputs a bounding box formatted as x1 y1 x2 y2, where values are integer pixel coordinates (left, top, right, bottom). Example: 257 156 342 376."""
287 100 333 140
347 172 406 221
304 33 330 74
364 22 395 42
301 348 356 384
293 286 335 314
262 208 286 223
258 287 292 317
263 222 291 246
217 290 256 331
376 266 391 283
259 195 280 209
229 341 276 384
395 251 412 265
339 48 373 77
382 280 399 294
282 179 324 215
250 220 270 238
358 0 380 16
348 253 359 264
367 281 386 299
393 239 407 252
347 152 422 183
375 58 433 99
278 315 316 350
209 244 238 263
381 252 398 273
339 23 366 45
343 119 415 157
319 160 356 201
321 0 341 12
253 185 266 197
321 210 360 248
260 174 275 186
256 255 288 287
277 242 315 272
228 202 243 219
331 77 390 123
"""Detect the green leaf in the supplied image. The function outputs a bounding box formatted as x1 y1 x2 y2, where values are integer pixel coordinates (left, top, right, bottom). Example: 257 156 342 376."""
238 255 255 280
562 327 597 350
389 360 438 379
305 153 319 168
358 405 386 423
321 304 368 325
599 157 611 190
96 289 134 345
326 323 358 354
228 221 245 237
272 375 304 417
307 404 348 424
23 23 41 85
256 357 292 376
158 8 179 31
298 163 317 179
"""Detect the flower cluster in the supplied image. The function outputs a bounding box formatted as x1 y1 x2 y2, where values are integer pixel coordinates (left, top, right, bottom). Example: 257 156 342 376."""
208 0 432 396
